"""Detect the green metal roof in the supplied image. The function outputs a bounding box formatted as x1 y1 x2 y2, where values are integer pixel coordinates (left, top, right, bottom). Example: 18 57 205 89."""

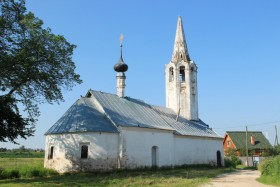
226 131 272 150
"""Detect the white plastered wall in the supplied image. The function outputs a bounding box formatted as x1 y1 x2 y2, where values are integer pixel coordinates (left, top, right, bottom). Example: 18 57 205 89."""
174 135 224 166
120 127 174 168
44 132 119 173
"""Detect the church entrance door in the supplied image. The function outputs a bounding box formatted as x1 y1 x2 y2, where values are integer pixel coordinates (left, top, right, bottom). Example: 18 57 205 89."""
152 146 158 167
217 150 222 167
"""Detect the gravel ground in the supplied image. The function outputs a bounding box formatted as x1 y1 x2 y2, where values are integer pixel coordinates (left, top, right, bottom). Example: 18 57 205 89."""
202 170 275 187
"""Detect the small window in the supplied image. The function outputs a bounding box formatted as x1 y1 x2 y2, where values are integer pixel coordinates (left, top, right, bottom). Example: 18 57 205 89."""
81 145 88 159
169 67 174 82
48 146 54 159
179 66 185 82
227 141 231 147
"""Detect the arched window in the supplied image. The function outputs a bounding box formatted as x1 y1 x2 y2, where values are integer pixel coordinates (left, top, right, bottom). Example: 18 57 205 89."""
81 145 88 159
179 66 185 82
169 67 174 82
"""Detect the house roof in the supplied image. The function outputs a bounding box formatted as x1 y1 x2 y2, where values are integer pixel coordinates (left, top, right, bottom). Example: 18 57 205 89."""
46 90 222 139
226 131 272 149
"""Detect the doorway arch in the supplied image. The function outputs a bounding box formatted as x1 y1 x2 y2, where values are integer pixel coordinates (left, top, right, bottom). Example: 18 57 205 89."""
152 146 158 167
217 150 222 167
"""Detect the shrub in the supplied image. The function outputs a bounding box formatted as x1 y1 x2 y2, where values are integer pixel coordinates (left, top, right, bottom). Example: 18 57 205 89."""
273 145 280 155
224 155 241 167
225 148 237 157
43 168 59 177
224 158 236 168
19 167 40 177
2 169 20 179
175 164 213 169
231 155 241 165
19 166 59 178
0 166 58 179
0 167 4 179
259 156 280 176
272 156 280 176
224 148 241 166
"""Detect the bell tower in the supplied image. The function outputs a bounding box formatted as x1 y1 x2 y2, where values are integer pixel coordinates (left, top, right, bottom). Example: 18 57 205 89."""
165 16 198 121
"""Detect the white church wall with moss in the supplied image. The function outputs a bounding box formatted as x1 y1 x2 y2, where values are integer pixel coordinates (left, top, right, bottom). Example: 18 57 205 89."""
120 127 174 168
174 136 224 166
45 130 223 173
44 132 119 173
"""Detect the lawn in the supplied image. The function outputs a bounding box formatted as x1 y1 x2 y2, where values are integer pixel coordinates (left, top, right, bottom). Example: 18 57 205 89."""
0 156 232 187
0 158 44 169
0 167 231 187
236 165 257 170
0 152 44 158
257 175 280 187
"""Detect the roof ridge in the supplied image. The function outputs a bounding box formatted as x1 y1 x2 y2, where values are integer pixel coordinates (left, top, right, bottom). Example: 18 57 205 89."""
91 89 164 108
227 131 263 133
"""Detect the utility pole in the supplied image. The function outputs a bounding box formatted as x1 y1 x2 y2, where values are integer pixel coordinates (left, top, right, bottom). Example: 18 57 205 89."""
275 126 279 146
246 126 249 166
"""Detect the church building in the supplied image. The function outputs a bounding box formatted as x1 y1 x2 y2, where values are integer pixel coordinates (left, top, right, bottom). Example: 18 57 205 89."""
44 17 224 173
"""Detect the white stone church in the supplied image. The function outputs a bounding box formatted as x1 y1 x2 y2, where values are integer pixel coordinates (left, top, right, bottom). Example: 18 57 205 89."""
44 17 224 173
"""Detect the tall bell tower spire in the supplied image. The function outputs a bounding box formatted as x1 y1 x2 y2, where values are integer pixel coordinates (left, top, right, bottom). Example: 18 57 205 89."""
171 16 191 63
165 16 198 121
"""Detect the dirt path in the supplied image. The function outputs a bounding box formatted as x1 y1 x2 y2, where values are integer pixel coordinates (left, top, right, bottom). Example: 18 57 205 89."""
202 170 275 187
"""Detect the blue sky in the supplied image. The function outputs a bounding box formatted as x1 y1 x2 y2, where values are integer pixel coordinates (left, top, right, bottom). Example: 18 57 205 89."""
1 0 280 149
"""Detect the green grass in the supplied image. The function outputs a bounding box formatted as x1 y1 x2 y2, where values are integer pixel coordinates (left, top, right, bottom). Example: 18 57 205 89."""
0 157 233 187
257 155 280 186
0 157 58 180
0 167 232 187
0 158 44 169
257 175 280 186
236 165 257 170
0 152 44 158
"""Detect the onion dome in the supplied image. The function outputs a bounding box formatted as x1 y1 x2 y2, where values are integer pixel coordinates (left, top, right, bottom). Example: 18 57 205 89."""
114 35 128 72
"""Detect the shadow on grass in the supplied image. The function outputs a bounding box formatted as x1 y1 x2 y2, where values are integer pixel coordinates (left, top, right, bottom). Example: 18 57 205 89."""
236 165 257 170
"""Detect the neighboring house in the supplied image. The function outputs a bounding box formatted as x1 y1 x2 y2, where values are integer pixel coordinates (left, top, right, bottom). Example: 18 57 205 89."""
44 17 224 173
223 131 272 156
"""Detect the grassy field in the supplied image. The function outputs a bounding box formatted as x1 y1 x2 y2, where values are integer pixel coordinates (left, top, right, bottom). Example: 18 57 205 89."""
0 155 232 187
0 158 44 169
0 167 232 187
0 152 44 158
236 165 257 170
257 175 280 187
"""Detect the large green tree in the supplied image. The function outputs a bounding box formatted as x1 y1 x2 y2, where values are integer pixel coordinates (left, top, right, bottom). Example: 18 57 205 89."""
0 0 82 143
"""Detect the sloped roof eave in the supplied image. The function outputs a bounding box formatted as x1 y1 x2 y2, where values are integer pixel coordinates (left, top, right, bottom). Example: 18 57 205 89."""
174 133 224 140
45 130 120 136
45 97 120 134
